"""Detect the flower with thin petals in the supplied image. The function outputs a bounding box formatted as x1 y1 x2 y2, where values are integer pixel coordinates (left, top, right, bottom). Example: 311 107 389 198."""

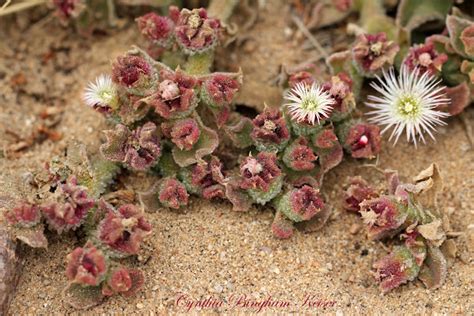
366 66 450 145
284 82 335 125
83 74 118 111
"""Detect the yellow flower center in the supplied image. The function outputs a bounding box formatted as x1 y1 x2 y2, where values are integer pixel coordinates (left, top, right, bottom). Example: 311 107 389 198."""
398 96 420 117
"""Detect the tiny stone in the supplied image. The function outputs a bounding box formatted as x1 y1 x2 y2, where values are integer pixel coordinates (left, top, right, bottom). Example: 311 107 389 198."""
349 223 361 235
214 284 223 293
136 303 144 309
243 40 257 53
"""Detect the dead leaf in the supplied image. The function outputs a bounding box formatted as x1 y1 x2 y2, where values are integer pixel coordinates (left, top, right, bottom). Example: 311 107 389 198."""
417 219 446 247
413 163 443 209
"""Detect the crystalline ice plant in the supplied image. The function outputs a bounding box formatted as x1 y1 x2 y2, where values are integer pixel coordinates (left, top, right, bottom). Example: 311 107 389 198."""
366 65 450 145
284 82 335 125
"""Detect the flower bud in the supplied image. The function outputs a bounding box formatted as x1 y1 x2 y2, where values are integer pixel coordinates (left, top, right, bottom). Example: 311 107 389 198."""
174 8 221 54
359 196 408 240
200 73 241 108
41 176 95 234
282 137 318 171
275 185 324 222
343 176 378 212
98 204 152 255
111 55 153 90
403 43 448 77
239 152 283 205
136 12 174 47
100 122 161 171
251 109 290 152
170 118 201 151
158 178 189 209
66 242 107 286
341 122 381 159
373 246 420 294
148 70 197 119
352 32 399 77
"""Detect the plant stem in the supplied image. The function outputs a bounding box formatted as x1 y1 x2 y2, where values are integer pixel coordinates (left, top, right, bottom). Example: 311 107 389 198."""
183 0 238 76
184 52 214 76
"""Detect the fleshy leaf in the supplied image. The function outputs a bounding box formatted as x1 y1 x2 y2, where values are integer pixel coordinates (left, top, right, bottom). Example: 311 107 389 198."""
224 176 252 212
297 204 332 233
122 269 145 297
373 246 420 294
223 113 254 149
447 14 474 58
444 82 471 116
63 284 105 310
396 0 452 33
172 115 219 167
418 243 447 289
271 211 294 239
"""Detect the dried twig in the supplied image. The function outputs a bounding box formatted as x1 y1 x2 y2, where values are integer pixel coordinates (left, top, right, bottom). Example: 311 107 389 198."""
0 0 47 16
291 14 329 60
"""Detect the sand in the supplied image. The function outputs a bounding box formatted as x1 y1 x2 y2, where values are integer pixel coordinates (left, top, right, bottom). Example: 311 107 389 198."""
1 1 473 314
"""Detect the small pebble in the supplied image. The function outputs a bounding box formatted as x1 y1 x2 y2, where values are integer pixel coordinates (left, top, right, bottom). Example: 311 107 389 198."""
350 223 361 235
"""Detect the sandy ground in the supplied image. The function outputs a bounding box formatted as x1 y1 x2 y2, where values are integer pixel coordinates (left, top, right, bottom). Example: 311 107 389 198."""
1 1 473 314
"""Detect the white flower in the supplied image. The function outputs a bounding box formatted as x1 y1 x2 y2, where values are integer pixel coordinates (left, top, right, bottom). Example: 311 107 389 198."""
366 66 450 146
83 74 117 109
284 82 335 125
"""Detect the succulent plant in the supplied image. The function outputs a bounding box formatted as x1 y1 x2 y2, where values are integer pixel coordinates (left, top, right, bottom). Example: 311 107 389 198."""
41 176 95 234
97 203 152 256
66 242 108 286
343 164 452 293
100 122 161 171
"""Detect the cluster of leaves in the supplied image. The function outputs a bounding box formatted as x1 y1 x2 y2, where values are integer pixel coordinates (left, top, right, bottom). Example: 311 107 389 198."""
2 144 150 308
227 71 382 239
97 6 381 240
327 0 472 116
343 164 455 294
